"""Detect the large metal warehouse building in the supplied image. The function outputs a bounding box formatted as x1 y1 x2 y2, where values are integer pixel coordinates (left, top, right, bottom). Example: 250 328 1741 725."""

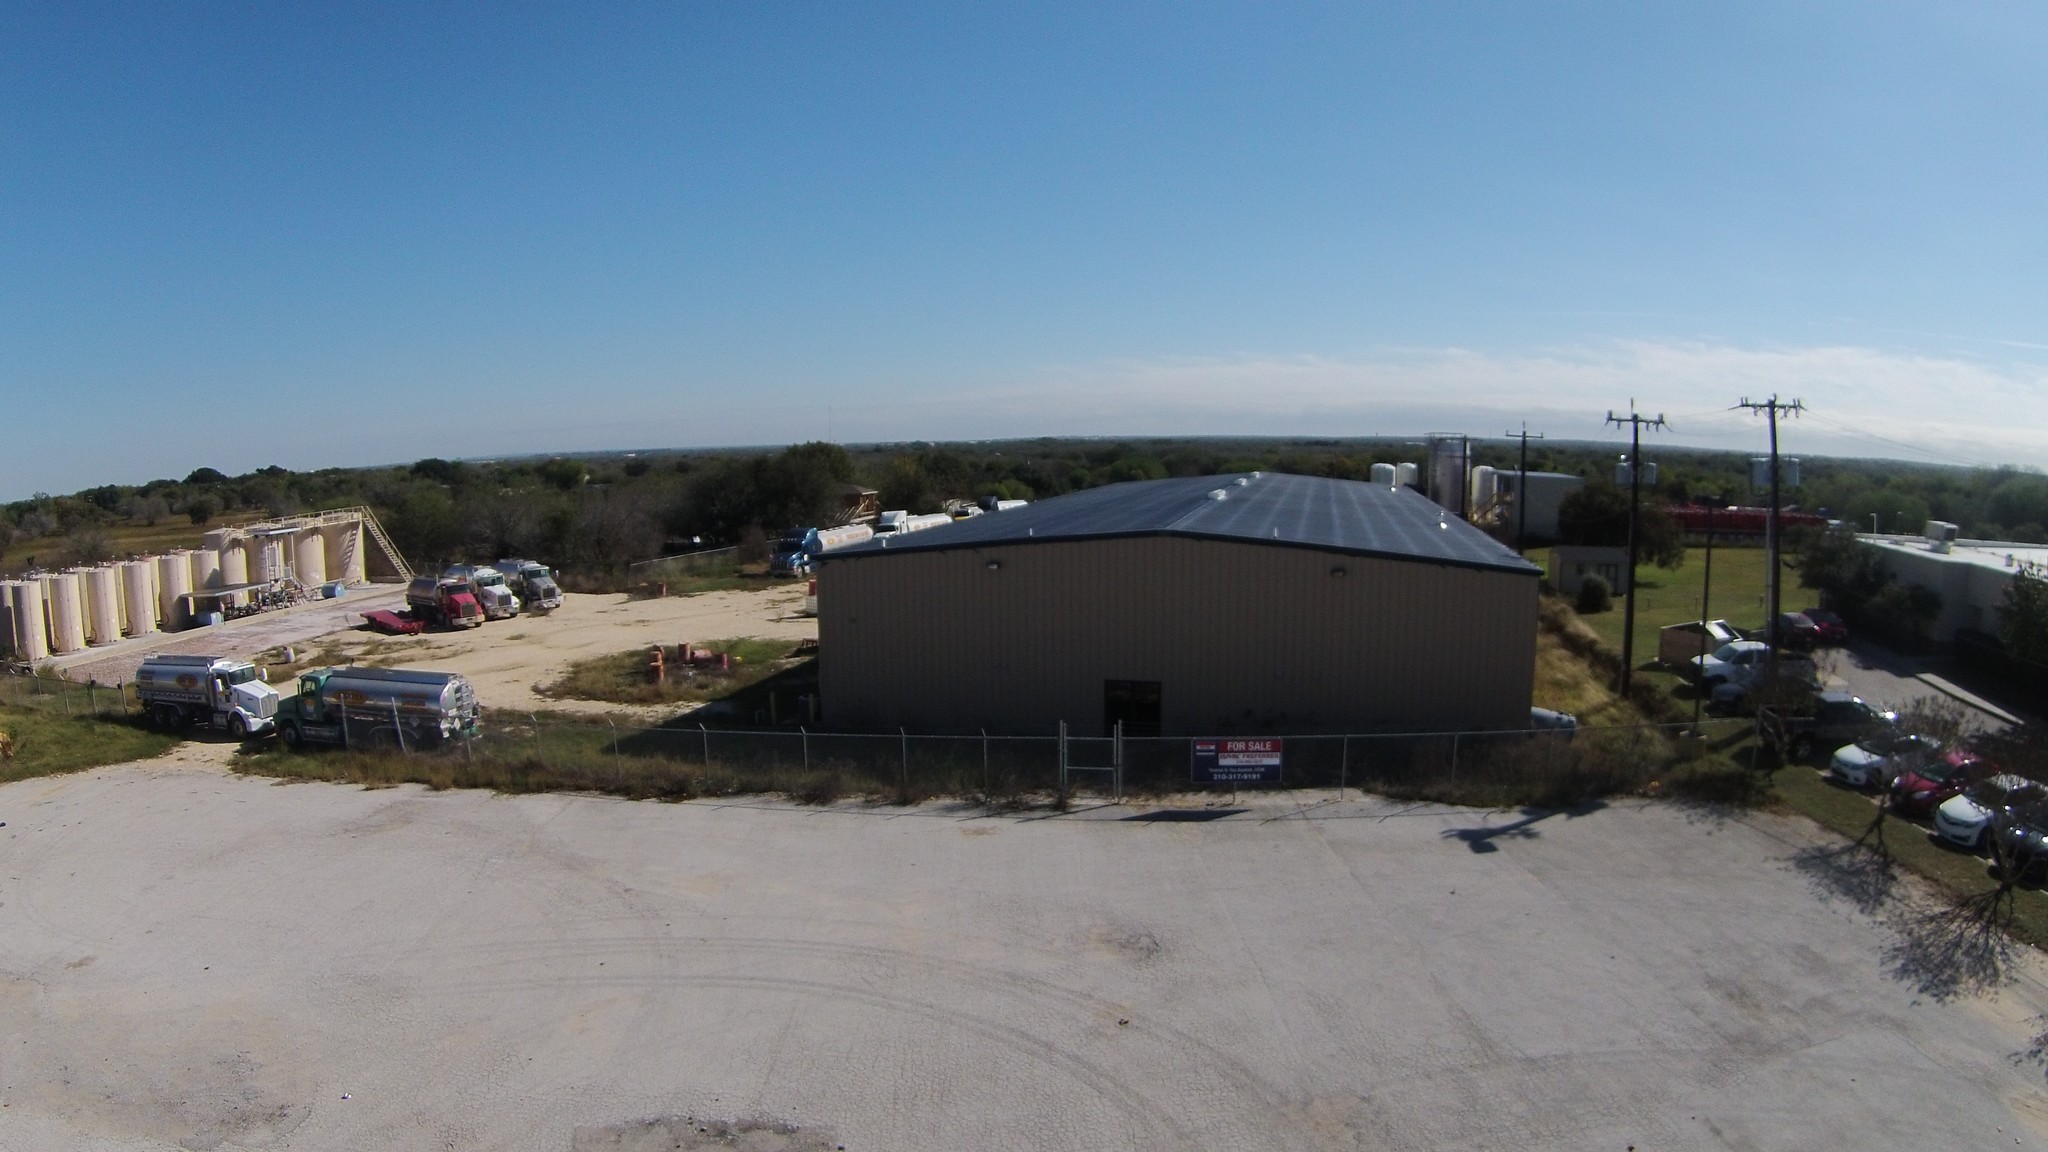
816 472 1541 736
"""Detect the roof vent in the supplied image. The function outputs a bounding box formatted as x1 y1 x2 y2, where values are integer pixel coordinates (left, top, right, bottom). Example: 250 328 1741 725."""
1271 527 1279 538
1207 489 1228 501
1233 477 1250 487
1250 471 1262 479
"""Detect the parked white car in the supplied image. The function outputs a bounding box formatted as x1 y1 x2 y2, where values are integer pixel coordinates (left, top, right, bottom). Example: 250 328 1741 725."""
1828 733 1941 789
1691 641 1771 688
1933 775 2045 850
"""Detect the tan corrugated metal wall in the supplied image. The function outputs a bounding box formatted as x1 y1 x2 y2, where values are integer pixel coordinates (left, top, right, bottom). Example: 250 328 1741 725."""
818 537 1536 735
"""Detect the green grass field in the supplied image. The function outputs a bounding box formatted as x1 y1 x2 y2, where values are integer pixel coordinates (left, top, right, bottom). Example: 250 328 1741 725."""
1532 543 1793 660
0 679 181 783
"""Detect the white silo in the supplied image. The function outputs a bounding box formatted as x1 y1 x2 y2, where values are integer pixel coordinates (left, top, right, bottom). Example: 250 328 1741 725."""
1395 462 1420 488
1469 465 1499 511
219 536 249 607
122 560 158 636
46 572 87 654
189 548 222 603
324 518 365 584
157 552 194 632
0 582 14 656
84 567 122 646
294 529 327 587
250 533 287 583
1369 462 1398 486
11 582 49 662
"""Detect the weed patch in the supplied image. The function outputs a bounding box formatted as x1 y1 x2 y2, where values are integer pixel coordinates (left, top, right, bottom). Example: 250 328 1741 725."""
539 639 802 706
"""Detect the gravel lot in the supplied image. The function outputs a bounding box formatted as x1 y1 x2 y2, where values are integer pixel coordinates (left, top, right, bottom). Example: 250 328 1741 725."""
3 759 2048 1151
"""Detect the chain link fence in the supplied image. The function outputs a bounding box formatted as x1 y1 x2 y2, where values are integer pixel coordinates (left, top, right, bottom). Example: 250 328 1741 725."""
0 671 140 719
347 711 1761 808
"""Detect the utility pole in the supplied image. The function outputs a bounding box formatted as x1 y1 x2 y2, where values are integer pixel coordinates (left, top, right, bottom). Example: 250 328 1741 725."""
1693 506 1714 735
1606 403 1669 696
1737 396 1805 666
1505 423 1545 552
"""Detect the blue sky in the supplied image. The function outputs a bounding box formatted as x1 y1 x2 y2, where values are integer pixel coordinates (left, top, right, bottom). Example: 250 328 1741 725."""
3 3 2044 498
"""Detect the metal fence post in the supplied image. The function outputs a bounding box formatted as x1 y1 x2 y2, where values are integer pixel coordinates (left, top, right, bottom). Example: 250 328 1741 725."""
87 683 97 716
1113 720 1123 801
981 728 989 797
1449 732 1459 783
1058 720 1068 803
531 713 542 763
391 699 407 754
608 719 621 784
801 726 809 773
1340 734 1348 799
899 727 908 793
700 722 710 767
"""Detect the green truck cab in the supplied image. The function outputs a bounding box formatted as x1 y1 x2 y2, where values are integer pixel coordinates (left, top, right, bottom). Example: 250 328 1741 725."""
277 666 481 751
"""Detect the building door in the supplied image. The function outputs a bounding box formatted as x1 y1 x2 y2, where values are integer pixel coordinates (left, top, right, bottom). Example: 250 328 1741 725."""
1103 680 1162 737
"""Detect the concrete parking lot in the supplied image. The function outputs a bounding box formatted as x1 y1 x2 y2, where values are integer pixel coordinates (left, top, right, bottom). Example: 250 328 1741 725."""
3 760 2048 1150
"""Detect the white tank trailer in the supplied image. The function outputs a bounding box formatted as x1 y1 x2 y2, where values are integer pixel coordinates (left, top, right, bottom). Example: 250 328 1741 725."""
135 654 280 737
122 560 158 636
10 581 49 661
45 572 87 654
157 551 194 631
84 566 122 646
275 665 481 751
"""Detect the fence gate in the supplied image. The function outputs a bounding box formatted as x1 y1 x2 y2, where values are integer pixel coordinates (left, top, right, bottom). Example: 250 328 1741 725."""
1058 720 1123 801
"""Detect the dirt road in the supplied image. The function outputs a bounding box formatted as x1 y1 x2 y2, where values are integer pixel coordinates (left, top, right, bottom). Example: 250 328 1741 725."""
313 585 817 715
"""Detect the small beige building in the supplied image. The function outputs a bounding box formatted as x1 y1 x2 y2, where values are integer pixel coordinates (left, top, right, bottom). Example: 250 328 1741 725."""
1549 545 1631 598
817 473 1540 736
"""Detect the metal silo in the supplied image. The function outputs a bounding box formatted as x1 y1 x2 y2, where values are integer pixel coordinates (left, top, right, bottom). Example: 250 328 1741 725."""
84 567 122 646
122 560 158 636
189 548 222 603
46 571 87 653
10 582 49 661
157 552 193 631
294 529 327 587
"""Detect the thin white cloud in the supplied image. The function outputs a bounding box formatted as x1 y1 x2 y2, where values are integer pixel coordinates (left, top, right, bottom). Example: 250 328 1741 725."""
925 342 2048 469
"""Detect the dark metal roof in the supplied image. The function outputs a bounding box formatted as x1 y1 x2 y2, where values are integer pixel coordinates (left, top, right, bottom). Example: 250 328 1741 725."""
828 473 1541 575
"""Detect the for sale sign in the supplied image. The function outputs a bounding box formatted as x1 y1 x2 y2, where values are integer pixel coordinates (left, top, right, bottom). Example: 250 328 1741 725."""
1192 738 1284 784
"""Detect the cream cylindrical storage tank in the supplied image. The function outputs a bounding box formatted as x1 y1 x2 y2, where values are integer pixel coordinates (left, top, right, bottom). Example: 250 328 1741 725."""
122 560 158 636
189 548 222 602
250 534 286 583
157 552 194 632
323 518 365 584
1369 462 1397 486
294 530 327 587
220 536 249 606
1395 462 1420 488
84 567 122 646
1469 465 1499 512
45 572 87 654
10 582 49 661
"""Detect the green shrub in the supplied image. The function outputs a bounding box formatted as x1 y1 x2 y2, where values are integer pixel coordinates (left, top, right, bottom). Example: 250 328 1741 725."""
1575 574 1613 614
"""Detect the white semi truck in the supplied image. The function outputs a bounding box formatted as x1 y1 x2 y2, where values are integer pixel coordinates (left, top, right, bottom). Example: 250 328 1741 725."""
444 564 521 621
275 665 481 751
135 654 280 738
491 558 563 613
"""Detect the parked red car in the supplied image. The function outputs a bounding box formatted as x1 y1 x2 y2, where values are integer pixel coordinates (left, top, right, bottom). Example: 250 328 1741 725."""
1889 749 1998 818
1801 607 1850 644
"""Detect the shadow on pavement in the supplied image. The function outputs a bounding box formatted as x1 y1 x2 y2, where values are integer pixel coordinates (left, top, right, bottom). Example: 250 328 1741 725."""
1440 800 1608 853
1122 808 1247 823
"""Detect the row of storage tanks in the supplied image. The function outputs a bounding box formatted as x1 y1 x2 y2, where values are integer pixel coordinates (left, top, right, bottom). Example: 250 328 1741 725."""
1366 457 1502 515
0 519 365 662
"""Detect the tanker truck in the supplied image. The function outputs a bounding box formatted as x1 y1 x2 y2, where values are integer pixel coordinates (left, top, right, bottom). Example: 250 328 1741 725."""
404 575 485 629
275 665 481 751
491 558 563 613
135 654 281 738
443 564 520 621
770 523 875 577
